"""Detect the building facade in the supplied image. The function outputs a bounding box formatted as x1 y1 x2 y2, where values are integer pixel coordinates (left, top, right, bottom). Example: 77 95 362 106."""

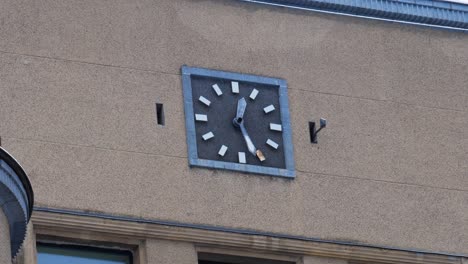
0 0 467 263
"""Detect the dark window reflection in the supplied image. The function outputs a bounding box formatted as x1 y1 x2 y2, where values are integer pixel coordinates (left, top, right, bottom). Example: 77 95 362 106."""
37 243 132 264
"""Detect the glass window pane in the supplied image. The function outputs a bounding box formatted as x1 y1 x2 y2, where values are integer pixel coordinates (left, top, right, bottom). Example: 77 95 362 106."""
37 243 132 264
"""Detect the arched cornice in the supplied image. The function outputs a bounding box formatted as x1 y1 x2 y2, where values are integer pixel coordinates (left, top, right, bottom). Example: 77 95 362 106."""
0 147 34 258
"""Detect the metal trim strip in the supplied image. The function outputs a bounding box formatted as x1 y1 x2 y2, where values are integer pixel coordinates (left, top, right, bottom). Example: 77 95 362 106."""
237 0 468 31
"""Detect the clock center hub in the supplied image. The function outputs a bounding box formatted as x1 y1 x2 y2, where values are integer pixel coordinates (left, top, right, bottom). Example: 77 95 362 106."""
233 117 243 127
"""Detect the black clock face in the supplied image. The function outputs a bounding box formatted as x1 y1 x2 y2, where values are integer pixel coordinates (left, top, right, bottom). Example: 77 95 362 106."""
191 75 286 168
182 66 295 178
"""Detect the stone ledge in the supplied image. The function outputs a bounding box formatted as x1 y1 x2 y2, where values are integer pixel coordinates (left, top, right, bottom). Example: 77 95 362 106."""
32 209 464 264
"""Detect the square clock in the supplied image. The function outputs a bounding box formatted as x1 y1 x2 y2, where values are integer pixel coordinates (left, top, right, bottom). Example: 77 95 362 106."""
181 66 295 178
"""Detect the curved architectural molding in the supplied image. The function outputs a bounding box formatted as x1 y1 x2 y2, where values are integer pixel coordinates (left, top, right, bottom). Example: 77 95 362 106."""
33 208 465 264
0 147 34 258
238 0 468 31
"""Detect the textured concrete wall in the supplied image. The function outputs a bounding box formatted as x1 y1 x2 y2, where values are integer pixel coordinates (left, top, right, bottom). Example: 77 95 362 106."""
146 240 197 264
0 210 11 264
0 0 467 256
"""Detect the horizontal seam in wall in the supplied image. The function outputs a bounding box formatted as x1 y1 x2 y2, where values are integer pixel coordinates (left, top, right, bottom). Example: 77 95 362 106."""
3 136 468 194
296 169 468 193
290 87 467 113
1 50 466 113
0 50 179 77
3 136 187 160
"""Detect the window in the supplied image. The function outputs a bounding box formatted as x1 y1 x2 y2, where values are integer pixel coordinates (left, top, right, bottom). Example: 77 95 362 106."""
37 243 132 264
198 252 296 264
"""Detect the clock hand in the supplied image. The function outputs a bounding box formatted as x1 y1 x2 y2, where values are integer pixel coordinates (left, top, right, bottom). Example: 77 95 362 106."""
239 122 257 156
236 97 247 122
233 98 266 161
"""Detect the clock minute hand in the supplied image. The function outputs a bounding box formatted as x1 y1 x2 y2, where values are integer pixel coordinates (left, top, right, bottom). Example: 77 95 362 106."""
240 123 266 161
239 122 257 156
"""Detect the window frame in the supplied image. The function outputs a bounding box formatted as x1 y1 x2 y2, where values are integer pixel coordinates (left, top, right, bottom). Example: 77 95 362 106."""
29 227 146 264
36 241 133 264
196 246 300 264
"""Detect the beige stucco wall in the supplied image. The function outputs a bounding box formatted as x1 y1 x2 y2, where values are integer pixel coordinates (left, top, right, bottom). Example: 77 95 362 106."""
0 209 11 264
146 240 197 264
0 0 467 256
303 256 347 264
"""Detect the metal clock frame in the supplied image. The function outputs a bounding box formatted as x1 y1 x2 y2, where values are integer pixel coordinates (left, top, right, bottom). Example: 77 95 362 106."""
181 65 295 178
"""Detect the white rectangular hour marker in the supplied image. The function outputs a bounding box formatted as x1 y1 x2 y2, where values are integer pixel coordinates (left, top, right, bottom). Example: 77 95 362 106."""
202 132 214 140
263 105 275 114
218 145 228 156
249 89 259 100
266 139 279 149
199 96 211 106
212 84 222 96
270 123 282 131
231 81 239 94
238 152 246 164
195 114 208 122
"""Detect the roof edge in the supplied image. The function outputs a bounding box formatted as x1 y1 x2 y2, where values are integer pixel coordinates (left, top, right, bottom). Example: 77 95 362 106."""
238 0 468 31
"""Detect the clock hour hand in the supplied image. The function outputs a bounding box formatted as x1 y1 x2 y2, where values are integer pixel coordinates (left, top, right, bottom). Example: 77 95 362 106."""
233 98 266 161
236 97 247 121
